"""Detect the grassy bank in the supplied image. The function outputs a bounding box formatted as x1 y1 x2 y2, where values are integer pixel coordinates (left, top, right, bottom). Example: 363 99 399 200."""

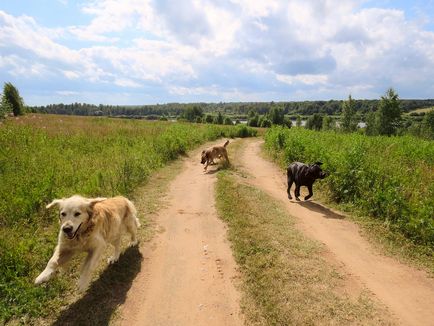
264 126 434 249
215 170 390 325
0 114 256 323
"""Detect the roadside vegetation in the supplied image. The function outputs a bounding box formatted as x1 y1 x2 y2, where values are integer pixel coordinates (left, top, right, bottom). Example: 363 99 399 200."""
215 170 390 325
0 114 256 323
264 127 434 261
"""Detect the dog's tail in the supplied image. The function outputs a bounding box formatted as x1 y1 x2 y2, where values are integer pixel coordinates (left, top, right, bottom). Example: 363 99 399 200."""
126 198 141 228
223 140 229 147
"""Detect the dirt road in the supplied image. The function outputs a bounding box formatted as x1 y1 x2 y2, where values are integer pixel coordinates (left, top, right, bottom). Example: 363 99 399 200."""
118 142 243 326
118 138 434 326
240 139 434 326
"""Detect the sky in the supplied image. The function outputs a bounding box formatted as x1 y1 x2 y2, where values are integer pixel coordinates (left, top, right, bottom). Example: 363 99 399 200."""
1 0 434 105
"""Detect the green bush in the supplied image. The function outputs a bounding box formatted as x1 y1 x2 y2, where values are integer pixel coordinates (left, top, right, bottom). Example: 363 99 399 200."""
265 126 434 246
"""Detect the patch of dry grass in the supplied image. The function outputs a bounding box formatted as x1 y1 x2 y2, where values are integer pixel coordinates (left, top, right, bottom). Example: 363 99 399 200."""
215 171 391 325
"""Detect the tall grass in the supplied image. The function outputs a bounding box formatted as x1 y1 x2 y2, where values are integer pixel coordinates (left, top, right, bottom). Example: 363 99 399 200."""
265 126 434 246
0 114 256 322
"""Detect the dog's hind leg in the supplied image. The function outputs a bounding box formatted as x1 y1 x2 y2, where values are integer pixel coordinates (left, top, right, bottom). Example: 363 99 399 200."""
223 152 230 166
125 201 140 246
287 168 293 200
78 245 104 292
294 185 301 201
126 217 139 247
108 237 121 264
35 245 73 284
304 185 313 201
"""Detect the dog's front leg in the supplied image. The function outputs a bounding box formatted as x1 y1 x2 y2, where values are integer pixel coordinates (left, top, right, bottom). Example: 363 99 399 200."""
35 245 73 284
78 246 104 292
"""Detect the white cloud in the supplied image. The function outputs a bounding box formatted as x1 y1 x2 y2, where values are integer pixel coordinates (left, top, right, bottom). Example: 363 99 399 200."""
1 1 434 104
62 70 80 79
276 74 329 85
56 90 79 96
114 78 142 88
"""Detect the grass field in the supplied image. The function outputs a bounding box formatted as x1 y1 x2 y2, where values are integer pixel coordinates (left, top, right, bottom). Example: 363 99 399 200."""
0 114 256 323
264 126 434 252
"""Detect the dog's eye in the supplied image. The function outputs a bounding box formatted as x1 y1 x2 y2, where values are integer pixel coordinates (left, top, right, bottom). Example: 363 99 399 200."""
60 212 66 217
74 212 81 217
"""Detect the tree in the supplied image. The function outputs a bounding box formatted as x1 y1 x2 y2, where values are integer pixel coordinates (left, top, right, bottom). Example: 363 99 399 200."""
340 95 358 132
259 116 272 128
2 82 24 116
365 110 378 136
204 114 214 123
377 88 401 136
322 116 335 131
223 116 233 125
247 113 259 127
305 113 323 131
213 112 224 124
181 105 203 122
268 106 285 125
283 117 292 128
296 115 302 127
421 109 434 139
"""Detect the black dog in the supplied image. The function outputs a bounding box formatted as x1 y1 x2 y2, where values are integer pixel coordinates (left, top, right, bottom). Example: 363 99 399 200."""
287 162 327 201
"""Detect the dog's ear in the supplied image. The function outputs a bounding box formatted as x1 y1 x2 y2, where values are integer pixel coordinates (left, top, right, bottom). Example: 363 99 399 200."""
86 197 107 216
46 199 64 209
87 197 107 207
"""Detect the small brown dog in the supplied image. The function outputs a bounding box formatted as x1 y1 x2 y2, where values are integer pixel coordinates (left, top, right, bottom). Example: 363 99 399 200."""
201 140 230 171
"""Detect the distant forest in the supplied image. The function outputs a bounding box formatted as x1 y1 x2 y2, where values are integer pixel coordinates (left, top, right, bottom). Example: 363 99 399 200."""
29 99 434 118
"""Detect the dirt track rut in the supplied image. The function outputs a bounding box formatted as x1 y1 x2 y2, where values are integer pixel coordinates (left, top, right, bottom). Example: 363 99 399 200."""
118 142 242 326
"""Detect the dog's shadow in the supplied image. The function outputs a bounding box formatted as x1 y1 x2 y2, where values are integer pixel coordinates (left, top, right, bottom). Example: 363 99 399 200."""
297 200 346 220
52 245 142 326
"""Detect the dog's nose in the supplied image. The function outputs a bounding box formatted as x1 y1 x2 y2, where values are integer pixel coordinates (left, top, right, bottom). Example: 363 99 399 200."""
62 225 73 234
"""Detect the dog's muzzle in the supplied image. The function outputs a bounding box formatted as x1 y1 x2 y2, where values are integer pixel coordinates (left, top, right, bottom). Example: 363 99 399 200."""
62 223 82 239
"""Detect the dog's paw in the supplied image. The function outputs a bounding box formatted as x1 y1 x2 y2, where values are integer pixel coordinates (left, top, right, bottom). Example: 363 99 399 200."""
129 240 139 247
304 196 312 201
288 195 292 200
295 197 301 201
35 272 50 284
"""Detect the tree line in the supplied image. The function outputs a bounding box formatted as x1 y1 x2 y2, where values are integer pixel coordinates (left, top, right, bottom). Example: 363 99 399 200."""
301 89 434 139
28 98 434 118
2 82 433 139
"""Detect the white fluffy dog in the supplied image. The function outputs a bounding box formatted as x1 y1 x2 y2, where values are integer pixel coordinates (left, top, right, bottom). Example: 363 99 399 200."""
35 195 140 292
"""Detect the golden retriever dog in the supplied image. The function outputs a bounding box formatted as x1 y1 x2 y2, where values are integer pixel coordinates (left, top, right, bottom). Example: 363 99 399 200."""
200 140 230 171
35 195 140 292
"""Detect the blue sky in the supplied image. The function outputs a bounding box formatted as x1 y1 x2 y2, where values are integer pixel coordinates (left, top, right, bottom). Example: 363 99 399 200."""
1 0 434 105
